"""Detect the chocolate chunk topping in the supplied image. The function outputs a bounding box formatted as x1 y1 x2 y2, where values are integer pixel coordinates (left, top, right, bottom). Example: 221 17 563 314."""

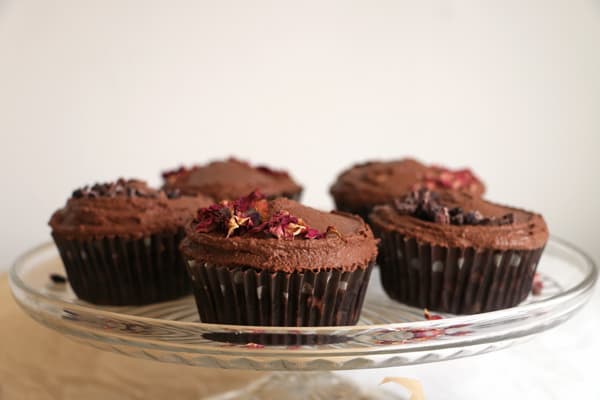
393 189 515 226
71 179 180 200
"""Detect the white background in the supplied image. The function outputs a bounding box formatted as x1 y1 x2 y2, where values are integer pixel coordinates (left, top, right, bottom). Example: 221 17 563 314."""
1 1 599 398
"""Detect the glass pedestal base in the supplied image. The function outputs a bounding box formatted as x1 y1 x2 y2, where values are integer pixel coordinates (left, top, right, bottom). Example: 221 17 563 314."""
207 372 403 400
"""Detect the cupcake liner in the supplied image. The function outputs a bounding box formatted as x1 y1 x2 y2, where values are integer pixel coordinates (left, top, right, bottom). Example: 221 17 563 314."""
52 229 192 306
185 262 373 327
202 331 350 346
377 232 544 314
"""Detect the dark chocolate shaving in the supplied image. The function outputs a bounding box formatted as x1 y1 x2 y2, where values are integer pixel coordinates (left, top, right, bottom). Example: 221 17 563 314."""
394 189 514 226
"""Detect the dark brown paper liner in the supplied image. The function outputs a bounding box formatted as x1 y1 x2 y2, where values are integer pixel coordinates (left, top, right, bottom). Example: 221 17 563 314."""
201 331 350 346
52 229 192 306
185 262 373 327
377 232 545 314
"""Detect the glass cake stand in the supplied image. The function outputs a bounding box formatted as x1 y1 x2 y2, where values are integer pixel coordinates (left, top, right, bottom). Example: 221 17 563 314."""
9 237 597 399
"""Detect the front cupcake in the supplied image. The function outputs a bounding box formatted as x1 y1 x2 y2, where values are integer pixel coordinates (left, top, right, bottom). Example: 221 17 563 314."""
49 179 213 305
162 157 303 201
180 192 378 326
369 189 548 314
330 158 485 221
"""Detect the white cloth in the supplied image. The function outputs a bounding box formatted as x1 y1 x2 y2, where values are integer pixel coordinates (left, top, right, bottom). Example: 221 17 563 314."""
339 288 600 399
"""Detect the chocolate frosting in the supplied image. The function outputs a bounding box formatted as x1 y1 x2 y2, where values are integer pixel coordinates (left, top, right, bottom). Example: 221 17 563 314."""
180 198 379 272
162 158 303 201
49 179 214 239
369 191 548 251
330 158 485 212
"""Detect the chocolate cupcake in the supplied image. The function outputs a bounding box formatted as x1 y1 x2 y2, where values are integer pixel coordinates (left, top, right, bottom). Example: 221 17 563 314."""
369 190 548 314
330 158 485 221
162 158 303 201
180 192 378 326
49 179 213 305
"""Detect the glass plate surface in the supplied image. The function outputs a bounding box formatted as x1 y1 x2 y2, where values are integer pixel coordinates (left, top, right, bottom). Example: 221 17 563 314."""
9 237 597 371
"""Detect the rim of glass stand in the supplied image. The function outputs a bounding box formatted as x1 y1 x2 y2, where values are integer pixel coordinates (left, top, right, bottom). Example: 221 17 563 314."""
9 236 598 336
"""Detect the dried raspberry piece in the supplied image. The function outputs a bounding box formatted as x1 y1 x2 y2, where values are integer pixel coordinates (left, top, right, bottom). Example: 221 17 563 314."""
304 228 324 240
196 191 267 237
262 211 309 239
416 167 481 193
532 273 543 295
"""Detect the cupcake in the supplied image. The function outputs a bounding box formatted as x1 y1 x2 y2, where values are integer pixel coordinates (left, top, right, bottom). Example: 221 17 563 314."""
162 158 303 201
180 191 378 326
369 189 548 314
330 158 485 221
49 179 213 305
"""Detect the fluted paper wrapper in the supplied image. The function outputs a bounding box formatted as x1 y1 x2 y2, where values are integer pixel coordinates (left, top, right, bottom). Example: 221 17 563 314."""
52 229 191 306
185 262 373 327
377 232 545 314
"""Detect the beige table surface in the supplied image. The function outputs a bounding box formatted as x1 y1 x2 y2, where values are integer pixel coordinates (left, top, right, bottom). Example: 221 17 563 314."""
0 274 262 400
